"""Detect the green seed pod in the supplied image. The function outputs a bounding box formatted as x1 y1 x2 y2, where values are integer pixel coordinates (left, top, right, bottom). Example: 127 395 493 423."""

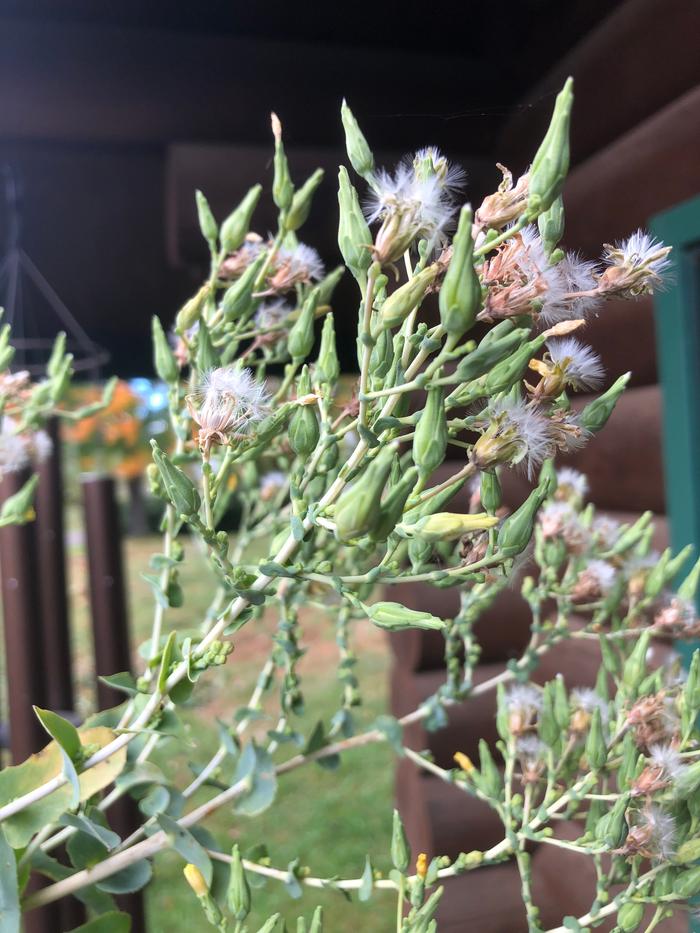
369 327 394 380
621 630 652 695
176 283 210 333
337 166 372 285
480 471 501 514
288 288 320 363
602 793 629 848
150 440 201 517
314 313 340 387
538 682 559 748
334 447 395 542
579 372 630 433
366 601 445 632
439 205 480 337
286 168 324 232
271 113 294 212
617 902 644 932
538 194 565 259
370 466 418 543
496 481 548 558
315 265 345 306
152 315 179 383
0 474 38 526
584 707 607 771
221 253 267 322
227 844 251 921
453 327 528 385
195 189 218 244
378 265 439 331
220 184 262 254
672 865 700 898
308 906 323 933
288 368 320 458
195 320 218 373
684 649 700 711
391 809 411 873
527 77 573 219
413 386 447 480
341 99 374 178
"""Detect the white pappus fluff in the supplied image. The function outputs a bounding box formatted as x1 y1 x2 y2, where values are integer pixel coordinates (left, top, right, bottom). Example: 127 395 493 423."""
546 337 605 391
555 467 589 501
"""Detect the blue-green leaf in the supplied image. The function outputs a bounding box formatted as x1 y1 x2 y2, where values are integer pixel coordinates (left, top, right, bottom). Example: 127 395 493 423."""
67 910 132 932
96 860 152 895
155 814 212 886
0 828 20 933
233 743 277 817
33 708 81 761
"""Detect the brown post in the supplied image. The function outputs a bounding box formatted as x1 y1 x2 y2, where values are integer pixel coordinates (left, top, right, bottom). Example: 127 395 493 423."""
81 474 133 708
81 474 146 932
35 418 74 712
0 467 48 760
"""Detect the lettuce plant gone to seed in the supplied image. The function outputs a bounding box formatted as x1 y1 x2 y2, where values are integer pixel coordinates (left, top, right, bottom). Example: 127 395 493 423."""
2 79 700 933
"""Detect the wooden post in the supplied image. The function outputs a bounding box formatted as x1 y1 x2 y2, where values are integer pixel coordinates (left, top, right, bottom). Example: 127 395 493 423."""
81 474 146 931
0 467 48 760
35 418 74 712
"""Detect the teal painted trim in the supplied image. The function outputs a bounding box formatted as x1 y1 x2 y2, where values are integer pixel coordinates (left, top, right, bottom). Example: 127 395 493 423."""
651 197 700 933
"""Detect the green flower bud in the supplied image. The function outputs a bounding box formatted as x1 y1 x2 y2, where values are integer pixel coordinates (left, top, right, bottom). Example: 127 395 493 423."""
579 372 630 433
334 447 395 542
150 440 201 517
227 844 251 921
271 113 294 212
684 650 700 711
480 471 502 513
370 467 418 543
220 184 262 254
288 288 320 363
288 369 320 458
221 253 267 322
369 327 394 380
196 189 218 244
482 334 547 396
602 793 629 848
378 265 438 331
673 865 700 898
439 205 480 337
315 265 345 306
0 323 15 371
475 739 502 798
409 512 498 542
538 194 565 258
672 759 700 801
337 166 372 285
341 99 374 178
527 77 573 219
151 315 179 383
0 474 38 526
617 732 639 790
413 386 447 479
366 601 445 632
314 313 340 387
195 320 218 373
176 283 210 333
408 535 433 572
538 682 559 748
453 327 528 390
617 902 644 931
391 808 411 872
256 914 283 933
496 481 548 558
621 630 652 695
643 548 670 598
308 906 323 933
286 168 324 232
553 676 570 730
584 706 607 771
678 555 700 601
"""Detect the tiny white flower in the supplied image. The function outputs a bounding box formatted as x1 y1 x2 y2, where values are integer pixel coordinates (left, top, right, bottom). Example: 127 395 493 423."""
555 467 589 502
545 338 605 391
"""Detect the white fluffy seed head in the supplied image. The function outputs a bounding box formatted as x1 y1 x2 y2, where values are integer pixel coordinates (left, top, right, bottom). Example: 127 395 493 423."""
591 515 621 549
648 744 686 780
555 467 589 501
506 684 542 714
188 367 270 451
475 398 553 479
254 299 291 331
570 688 609 725
643 805 677 861
546 338 605 391
584 559 617 594
0 418 30 476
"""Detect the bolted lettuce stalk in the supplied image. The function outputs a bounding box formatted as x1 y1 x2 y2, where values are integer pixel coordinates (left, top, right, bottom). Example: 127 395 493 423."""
439 205 481 337
341 99 374 179
220 184 263 254
527 77 574 219
337 166 372 286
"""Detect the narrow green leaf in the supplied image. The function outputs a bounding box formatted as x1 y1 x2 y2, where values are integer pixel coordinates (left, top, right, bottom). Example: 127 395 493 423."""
33 707 81 761
158 631 177 694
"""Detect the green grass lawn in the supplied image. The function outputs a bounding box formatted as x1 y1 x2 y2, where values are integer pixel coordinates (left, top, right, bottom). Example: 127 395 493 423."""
69 533 397 931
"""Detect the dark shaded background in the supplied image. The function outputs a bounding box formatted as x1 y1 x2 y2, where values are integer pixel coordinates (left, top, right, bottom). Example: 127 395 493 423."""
0 0 622 376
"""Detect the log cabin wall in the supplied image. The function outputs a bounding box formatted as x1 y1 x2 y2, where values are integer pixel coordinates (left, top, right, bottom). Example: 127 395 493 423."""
388 1 700 928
